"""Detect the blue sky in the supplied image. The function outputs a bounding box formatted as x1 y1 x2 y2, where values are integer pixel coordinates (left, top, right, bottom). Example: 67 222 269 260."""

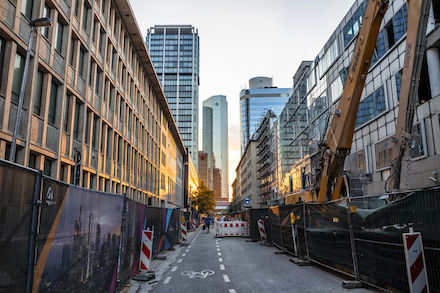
129 0 355 196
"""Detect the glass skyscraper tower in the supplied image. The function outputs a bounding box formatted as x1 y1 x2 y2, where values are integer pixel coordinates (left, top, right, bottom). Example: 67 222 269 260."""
203 95 229 200
146 25 200 168
240 77 292 154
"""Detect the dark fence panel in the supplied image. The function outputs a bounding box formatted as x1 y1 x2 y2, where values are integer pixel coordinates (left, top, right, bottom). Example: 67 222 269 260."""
279 205 294 253
249 208 270 241
0 162 37 292
306 201 354 275
269 206 282 247
0 160 184 293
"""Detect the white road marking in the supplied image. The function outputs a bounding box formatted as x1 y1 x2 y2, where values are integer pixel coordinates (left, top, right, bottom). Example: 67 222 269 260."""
219 257 223 262
218 252 222 256
229 289 236 293
163 276 172 284
220 264 225 270
177 258 183 263
182 253 186 256
171 266 178 272
185 249 189 252
217 248 220 251
223 274 230 283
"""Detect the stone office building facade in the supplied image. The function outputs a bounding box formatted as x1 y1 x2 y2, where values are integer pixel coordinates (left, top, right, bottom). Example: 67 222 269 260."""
0 0 187 207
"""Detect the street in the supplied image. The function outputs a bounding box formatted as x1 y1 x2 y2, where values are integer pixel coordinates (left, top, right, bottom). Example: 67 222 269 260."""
151 229 374 293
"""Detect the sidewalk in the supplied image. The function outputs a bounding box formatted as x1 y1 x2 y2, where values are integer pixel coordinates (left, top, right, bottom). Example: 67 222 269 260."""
122 226 202 293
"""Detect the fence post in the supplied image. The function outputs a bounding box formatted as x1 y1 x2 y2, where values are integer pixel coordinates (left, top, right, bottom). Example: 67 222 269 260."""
279 211 284 249
302 202 310 260
345 176 360 281
26 170 43 293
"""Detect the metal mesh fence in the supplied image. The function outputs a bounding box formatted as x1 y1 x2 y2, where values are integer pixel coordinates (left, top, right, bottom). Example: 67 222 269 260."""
259 187 440 292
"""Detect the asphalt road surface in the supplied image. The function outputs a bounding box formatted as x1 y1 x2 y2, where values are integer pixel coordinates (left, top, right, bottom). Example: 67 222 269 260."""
152 229 374 293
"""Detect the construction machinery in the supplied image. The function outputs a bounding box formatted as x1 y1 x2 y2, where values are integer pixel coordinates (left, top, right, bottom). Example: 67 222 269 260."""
306 0 433 202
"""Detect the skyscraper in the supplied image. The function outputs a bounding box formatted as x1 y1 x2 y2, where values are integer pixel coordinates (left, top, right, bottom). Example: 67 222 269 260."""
203 95 229 200
146 25 200 168
240 77 292 153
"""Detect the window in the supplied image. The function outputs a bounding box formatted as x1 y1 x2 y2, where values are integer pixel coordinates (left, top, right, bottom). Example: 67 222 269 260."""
410 123 425 158
317 40 338 77
74 0 80 17
92 115 99 150
393 4 407 41
69 39 75 66
99 28 105 53
343 1 367 47
43 157 52 176
78 47 86 76
12 53 25 104
355 85 386 127
82 3 89 31
48 82 58 125
384 21 396 49
395 70 402 101
161 173 166 190
96 67 103 96
73 100 81 139
21 0 33 19
55 20 64 53
0 37 4 82
63 96 71 132
375 137 393 170
41 4 50 38
33 71 44 115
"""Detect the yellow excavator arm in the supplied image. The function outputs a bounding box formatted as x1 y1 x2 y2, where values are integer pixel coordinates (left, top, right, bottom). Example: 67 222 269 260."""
388 0 432 191
315 0 389 202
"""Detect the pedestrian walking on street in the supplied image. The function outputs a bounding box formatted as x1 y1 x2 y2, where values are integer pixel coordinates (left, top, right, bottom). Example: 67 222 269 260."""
206 216 211 233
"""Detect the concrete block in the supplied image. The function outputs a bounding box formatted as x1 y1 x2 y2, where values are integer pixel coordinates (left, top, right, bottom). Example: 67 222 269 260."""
155 255 167 260
289 258 311 266
181 242 190 246
132 272 155 282
342 280 363 289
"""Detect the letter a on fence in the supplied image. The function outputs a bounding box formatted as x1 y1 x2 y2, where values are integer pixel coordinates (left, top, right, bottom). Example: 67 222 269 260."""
140 229 153 272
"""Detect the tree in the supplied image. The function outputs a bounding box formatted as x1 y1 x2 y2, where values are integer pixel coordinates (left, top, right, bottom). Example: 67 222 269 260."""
227 197 241 214
193 180 216 214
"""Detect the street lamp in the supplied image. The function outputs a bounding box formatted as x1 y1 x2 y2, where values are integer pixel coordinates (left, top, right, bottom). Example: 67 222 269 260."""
9 17 52 162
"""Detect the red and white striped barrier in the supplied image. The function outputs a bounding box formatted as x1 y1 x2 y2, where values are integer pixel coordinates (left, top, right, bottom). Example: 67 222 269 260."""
192 218 197 229
403 232 430 293
181 221 188 242
139 229 153 272
215 221 249 237
257 219 267 241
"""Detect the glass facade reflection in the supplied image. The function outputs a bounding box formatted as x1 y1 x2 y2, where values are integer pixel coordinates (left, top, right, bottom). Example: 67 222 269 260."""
203 95 229 199
146 25 200 168
240 84 291 153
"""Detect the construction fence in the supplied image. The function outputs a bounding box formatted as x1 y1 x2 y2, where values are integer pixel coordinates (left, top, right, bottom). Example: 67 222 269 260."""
249 188 440 292
0 160 182 293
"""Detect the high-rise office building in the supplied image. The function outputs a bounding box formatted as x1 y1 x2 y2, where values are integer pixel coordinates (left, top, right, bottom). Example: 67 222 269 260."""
240 77 292 153
203 95 229 200
146 25 200 168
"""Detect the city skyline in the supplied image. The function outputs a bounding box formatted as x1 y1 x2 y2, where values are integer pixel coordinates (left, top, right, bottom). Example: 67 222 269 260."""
129 0 355 195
